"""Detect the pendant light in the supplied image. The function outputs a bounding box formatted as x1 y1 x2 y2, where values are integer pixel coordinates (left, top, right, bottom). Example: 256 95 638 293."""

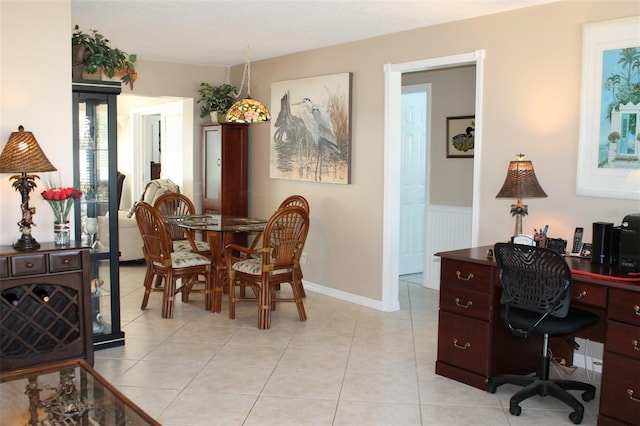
226 44 271 124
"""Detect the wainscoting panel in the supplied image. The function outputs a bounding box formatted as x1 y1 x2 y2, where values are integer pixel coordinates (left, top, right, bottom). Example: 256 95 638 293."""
424 205 472 289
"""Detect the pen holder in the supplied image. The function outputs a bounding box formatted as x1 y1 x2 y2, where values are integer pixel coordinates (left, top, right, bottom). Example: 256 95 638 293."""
535 233 547 248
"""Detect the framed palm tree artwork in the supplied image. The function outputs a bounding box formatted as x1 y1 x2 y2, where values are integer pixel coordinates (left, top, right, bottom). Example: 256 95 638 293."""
577 16 640 200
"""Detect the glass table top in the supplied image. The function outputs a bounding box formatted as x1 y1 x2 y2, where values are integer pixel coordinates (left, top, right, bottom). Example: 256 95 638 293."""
0 358 160 426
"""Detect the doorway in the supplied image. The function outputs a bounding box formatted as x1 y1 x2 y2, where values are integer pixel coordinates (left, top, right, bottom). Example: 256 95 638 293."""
382 50 485 312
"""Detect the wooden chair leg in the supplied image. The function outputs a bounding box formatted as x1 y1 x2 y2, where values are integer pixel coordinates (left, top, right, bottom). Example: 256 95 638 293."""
291 280 307 321
140 265 154 310
258 279 271 329
162 276 176 318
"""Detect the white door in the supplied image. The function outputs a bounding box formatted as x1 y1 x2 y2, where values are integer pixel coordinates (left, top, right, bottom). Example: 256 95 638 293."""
399 85 429 275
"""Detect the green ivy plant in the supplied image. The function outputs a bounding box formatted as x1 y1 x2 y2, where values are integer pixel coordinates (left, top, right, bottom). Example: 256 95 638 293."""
197 83 237 118
72 25 138 90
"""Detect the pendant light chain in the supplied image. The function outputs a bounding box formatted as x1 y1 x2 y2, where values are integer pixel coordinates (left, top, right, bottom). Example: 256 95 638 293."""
231 43 251 99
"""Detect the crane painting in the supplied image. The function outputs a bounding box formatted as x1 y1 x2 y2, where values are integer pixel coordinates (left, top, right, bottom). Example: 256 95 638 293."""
271 73 351 184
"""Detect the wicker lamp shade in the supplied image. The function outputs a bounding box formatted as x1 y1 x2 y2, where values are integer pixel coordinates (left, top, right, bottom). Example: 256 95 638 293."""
496 159 547 199
0 126 57 173
496 155 547 237
0 125 57 251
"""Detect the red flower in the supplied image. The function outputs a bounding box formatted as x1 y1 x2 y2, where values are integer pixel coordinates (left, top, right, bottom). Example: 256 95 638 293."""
41 186 83 223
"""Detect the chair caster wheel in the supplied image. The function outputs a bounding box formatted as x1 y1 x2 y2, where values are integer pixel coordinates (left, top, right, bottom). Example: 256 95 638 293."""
509 404 521 416
486 381 497 394
569 411 583 424
581 391 595 402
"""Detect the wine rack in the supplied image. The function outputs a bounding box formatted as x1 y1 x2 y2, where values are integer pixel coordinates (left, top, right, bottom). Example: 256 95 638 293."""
0 243 92 372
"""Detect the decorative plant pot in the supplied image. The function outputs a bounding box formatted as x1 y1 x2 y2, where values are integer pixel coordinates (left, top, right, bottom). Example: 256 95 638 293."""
54 221 71 247
209 111 219 124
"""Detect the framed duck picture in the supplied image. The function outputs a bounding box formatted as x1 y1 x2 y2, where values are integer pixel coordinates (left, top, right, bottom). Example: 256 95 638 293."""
446 115 475 158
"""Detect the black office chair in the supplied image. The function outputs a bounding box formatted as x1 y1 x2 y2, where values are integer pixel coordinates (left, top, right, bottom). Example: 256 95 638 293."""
487 243 600 424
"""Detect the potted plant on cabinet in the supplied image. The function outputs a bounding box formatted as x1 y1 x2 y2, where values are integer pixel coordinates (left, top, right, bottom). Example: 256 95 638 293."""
197 83 237 123
72 25 138 90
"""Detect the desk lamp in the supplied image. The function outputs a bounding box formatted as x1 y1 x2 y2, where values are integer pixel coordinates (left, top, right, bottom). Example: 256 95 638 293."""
496 154 547 236
0 126 57 251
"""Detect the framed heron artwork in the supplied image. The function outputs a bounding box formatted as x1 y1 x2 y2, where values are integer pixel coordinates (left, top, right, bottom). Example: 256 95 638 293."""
270 72 352 184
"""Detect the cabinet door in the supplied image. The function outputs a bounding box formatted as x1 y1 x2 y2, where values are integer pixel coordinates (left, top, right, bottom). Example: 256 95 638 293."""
73 81 124 350
202 124 248 216
203 126 222 212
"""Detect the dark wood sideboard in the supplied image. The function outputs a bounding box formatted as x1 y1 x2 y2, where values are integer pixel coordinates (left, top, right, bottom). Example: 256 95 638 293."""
0 243 93 372
436 246 640 426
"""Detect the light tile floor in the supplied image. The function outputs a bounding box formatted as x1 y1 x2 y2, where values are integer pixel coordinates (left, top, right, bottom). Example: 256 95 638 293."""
98 267 600 425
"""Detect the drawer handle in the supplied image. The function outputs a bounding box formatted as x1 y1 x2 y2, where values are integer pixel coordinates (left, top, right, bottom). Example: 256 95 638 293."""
633 340 640 352
453 339 470 350
455 271 474 281
454 297 472 309
25 262 34 269
574 290 587 300
628 389 640 403
634 305 640 316
63 258 70 265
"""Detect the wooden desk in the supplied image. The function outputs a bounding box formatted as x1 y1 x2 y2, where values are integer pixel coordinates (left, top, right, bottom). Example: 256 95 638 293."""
435 246 640 426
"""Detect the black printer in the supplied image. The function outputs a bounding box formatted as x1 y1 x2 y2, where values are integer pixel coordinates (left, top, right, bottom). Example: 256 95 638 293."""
619 213 640 272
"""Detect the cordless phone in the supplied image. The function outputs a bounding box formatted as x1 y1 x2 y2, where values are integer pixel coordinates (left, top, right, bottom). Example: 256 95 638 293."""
571 227 584 255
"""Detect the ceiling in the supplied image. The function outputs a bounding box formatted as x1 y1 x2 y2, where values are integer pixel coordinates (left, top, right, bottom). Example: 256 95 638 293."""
72 0 557 67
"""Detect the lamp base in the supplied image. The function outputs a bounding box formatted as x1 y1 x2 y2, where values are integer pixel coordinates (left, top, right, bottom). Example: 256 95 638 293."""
13 234 41 251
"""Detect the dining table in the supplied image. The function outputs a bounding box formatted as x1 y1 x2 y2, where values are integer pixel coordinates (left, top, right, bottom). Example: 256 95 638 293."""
163 214 268 312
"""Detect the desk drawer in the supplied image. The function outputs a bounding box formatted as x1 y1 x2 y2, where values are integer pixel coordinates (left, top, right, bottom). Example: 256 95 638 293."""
440 284 492 321
606 320 640 361
437 311 489 375
11 254 46 276
608 288 640 326
571 281 606 308
440 259 492 292
600 352 640 425
49 251 82 273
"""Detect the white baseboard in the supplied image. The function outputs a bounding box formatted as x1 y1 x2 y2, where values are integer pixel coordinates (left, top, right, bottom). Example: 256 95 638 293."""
302 280 389 311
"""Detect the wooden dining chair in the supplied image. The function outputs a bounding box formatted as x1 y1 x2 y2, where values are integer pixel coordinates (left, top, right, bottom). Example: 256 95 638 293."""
153 192 210 256
224 205 309 329
134 202 212 318
248 195 310 296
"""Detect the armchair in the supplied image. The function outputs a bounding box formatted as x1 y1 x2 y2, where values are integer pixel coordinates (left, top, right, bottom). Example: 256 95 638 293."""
118 179 180 261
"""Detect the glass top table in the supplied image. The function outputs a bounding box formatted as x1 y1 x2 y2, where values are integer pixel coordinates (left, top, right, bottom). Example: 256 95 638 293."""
164 214 268 232
163 214 268 313
0 358 160 426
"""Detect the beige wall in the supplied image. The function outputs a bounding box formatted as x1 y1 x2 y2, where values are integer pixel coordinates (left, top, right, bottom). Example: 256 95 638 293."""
2 1 639 305
403 65 476 207
240 0 639 302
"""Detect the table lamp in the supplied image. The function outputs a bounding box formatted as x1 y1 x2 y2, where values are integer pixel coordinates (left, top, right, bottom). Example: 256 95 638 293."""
496 154 547 236
0 126 57 251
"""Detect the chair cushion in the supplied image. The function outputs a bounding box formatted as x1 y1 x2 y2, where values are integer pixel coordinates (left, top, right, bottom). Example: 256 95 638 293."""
161 251 211 267
232 258 292 275
502 306 600 336
173 240 210 253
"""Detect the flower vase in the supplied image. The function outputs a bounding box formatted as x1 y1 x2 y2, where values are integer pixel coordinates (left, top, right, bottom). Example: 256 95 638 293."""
54 221 71 247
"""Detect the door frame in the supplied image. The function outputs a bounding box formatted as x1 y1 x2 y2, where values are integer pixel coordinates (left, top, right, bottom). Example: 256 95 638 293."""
382 50 485 312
